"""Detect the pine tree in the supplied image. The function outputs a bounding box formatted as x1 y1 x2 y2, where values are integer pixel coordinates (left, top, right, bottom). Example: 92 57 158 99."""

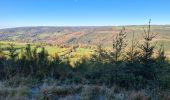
157 44 166 63
140 20 157 62
25 44 32 60
126 32 139 62
139 19 157 80
112 27 127 62
7 43 18 60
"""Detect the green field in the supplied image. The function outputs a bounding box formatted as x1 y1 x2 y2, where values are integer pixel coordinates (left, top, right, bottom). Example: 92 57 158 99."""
0 41 95 67
1 39 170 56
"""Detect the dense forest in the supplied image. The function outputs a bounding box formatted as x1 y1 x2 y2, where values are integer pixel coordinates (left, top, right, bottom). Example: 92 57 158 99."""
0 22 170 100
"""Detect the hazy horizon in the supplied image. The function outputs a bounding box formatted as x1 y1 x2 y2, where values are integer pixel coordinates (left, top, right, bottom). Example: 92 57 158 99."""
2 24 170 29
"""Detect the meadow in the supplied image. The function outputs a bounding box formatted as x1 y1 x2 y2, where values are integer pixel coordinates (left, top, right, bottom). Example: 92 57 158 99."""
0 41 95 68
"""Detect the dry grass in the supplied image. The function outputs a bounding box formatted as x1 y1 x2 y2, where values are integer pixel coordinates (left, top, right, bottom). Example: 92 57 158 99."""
0 82 169 100
0 83 30 100
129 91 150 100
40 84 82 99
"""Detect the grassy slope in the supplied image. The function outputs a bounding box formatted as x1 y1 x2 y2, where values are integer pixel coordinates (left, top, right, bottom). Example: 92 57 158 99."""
0 25 170 57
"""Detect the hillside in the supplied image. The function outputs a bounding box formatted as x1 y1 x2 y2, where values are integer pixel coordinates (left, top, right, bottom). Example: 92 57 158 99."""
0 25 170 100
0 25 170 48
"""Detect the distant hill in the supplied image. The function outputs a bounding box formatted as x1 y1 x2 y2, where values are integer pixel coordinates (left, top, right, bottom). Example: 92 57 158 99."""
0 25 170 47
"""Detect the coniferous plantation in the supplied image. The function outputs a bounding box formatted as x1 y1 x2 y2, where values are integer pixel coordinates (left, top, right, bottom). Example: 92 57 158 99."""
0 22 170 100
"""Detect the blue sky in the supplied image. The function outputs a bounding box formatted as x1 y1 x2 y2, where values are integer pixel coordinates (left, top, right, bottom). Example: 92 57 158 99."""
0 0 170 28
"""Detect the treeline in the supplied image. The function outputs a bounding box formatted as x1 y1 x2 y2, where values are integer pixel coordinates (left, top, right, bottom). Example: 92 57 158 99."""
0 21 170 90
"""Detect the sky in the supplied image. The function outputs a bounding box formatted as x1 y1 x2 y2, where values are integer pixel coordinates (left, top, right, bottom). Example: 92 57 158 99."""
0 0 170 28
